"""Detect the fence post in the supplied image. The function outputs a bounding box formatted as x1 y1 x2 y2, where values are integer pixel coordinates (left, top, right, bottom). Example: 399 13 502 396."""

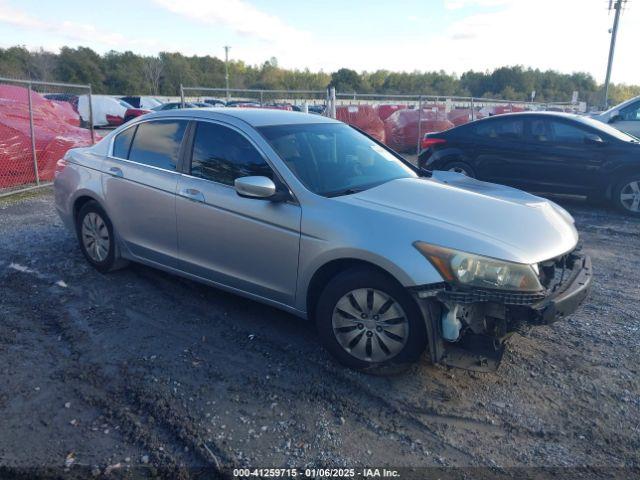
416 96 423 155
260 90 264 105
327 87 336 119
27 82 40 186
470 97 475 121
88 85 95 145
180 84 185 108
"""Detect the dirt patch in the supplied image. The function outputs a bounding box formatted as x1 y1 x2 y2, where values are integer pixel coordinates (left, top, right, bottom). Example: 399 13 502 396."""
0 188 638 478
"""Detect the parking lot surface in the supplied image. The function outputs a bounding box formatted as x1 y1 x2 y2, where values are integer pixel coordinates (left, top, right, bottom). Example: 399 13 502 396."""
0 188 638 478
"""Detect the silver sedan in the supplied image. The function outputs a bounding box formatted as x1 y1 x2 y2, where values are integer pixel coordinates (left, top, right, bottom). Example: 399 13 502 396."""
54 108 592 372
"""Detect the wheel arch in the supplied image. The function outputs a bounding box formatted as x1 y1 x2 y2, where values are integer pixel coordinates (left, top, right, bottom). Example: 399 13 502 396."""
419 147 468 169
596 165 640 200
305 258 409 322
72 193 103 222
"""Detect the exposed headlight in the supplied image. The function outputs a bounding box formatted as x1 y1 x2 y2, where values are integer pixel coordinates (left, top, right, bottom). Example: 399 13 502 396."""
413 242 543 292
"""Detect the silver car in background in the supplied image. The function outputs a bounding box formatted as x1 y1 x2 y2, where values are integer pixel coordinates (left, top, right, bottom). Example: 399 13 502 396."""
54 109 592 372
592 95 640 138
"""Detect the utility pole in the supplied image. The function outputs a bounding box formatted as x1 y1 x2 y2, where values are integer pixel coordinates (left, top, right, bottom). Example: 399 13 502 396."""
603 0 627 109
224 45 231 101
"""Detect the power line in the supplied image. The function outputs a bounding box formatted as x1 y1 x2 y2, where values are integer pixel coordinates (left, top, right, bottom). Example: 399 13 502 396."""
603 0 629 109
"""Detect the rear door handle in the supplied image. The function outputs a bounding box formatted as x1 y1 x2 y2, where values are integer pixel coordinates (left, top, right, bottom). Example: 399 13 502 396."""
179 188 205 203
108 166 123 178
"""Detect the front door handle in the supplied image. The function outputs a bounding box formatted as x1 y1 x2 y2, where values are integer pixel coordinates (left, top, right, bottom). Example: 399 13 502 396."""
180 188 205 203
108 166 123 178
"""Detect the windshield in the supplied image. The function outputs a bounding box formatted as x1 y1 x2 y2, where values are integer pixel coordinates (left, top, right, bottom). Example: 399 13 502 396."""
259 123 417 196
574 115 639 142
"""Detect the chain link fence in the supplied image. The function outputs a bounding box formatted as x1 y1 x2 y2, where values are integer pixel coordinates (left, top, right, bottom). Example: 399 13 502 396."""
0 77 94 196
180 86 328 113
181 85 585 157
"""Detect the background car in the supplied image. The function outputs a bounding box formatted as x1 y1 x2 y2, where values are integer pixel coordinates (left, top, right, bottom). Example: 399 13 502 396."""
418 112 640 215
591 95 640 138
190 101 212 108
204 98 226 107
151 101 200 111
77 95 129 127
225 100 261 108
120 96 162 110
122 104 152 123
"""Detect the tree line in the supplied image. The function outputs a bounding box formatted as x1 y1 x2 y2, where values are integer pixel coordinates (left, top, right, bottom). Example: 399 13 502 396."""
1 46 638 106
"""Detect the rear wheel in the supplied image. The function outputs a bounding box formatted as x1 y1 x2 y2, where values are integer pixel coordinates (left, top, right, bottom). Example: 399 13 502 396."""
612 175 640 216
76 201 128 273
444 161 476 178
316 267 427 371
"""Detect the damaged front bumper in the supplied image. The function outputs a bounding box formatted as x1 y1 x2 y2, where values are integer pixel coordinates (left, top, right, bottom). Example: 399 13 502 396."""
412 251 592 372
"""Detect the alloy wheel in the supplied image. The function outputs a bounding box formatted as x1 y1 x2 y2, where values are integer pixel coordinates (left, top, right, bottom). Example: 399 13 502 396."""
619 180 640 212
81 212 110 262
331 288 408 363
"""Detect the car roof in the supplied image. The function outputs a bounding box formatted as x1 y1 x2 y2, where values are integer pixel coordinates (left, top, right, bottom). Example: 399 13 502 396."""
480 111 584 120
601 95 640 115
146 107 339 127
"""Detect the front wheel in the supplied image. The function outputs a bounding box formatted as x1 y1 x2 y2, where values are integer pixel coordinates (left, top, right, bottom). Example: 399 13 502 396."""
316 268 427 371
612 175 640 216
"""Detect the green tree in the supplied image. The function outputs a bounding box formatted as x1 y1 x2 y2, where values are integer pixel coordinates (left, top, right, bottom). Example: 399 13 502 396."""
55 47 105 91
329 68 363 93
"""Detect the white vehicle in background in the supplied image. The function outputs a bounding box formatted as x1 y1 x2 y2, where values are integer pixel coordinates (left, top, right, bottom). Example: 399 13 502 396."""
120 96 162 110
592 95 640 138
78 95 130 127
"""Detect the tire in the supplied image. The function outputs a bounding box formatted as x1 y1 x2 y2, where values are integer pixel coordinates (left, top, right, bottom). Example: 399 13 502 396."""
443 161 476 178
612 175 640 216
315 267 427 371
75 201 128 273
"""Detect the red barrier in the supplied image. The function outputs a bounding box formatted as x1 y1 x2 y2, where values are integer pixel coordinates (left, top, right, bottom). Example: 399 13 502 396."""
336 105 386 144
0 85 93 188
375 104 407 121
383 109 454 152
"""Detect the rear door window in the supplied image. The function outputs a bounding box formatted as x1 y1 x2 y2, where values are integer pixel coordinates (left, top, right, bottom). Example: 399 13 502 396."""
475 119 524 140
190 121 273 185
112 125 136 158
529 119 554 143
127 120 188 170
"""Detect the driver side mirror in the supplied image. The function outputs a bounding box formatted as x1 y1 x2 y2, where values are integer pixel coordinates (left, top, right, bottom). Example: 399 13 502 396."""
608 112 621 124
234 176 289 201
584 133 605 146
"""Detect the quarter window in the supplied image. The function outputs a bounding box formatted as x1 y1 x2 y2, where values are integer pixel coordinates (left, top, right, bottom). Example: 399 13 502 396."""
112 125 136 158
127 120 188 170
190 122 273 185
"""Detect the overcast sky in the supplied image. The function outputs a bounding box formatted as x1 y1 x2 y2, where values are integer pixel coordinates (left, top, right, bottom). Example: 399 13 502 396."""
0 0 638 84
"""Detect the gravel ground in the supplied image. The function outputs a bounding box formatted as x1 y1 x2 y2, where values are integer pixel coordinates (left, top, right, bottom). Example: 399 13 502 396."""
0 188 638 479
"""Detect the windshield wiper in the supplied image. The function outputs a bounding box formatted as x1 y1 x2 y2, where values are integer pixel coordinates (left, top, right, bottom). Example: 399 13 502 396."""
324 187 365 198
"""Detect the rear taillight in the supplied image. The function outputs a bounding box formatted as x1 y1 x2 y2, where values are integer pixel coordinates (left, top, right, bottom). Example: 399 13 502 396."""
421 137 447 149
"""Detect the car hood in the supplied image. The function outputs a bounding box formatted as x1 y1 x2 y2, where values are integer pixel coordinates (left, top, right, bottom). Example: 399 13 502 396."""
338 172 578 265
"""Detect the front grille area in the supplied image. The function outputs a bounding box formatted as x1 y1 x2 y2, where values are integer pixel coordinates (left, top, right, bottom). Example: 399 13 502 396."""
436 288 546 305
